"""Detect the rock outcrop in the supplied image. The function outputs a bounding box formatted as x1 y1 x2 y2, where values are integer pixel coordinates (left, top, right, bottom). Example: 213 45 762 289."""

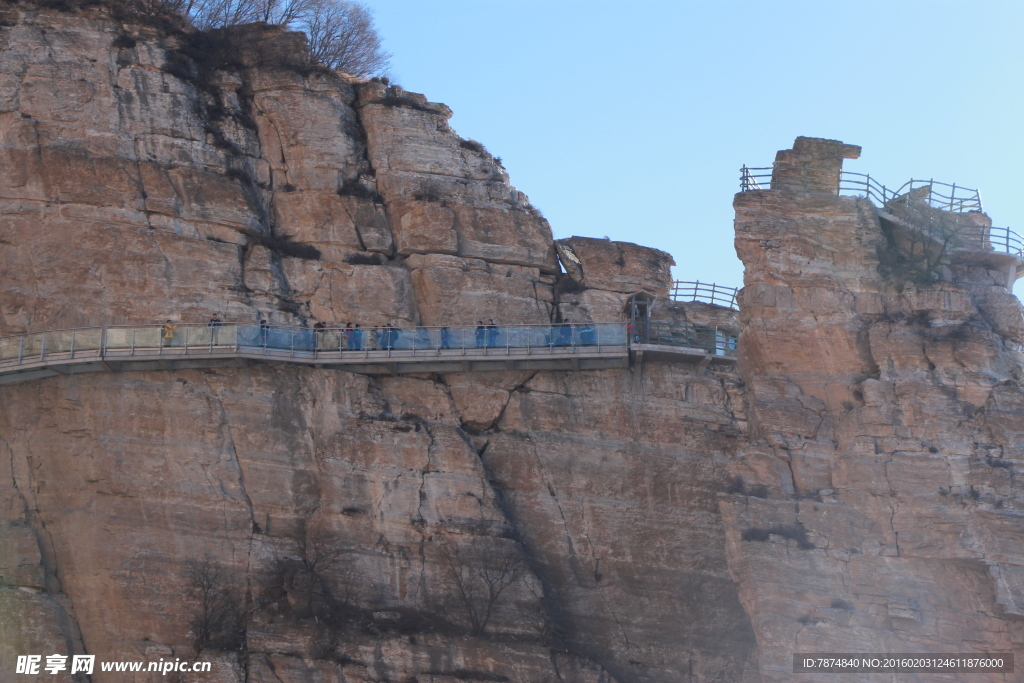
725 139 1024 681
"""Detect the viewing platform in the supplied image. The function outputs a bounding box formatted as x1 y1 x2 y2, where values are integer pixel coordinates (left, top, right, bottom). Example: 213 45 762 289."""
0 320 738 387
739 164 1024 287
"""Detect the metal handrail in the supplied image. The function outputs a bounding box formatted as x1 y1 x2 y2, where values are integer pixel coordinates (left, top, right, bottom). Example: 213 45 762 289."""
739 165 1022 258
645 321 738 357
740 166 982 212
0 319 738 371
670 281 739 309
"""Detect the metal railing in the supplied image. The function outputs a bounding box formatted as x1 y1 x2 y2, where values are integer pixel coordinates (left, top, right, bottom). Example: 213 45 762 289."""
642 321 737 357
740 165 983 212
739 165 1022 257
670 281 739 309
0 320 738 377
0 322 626 365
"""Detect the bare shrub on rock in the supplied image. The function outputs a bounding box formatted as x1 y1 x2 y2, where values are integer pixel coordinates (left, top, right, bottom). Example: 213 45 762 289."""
183 554 246 652
184 0 390 77
266 525 354 618
300 0 389 77
436 537 528 636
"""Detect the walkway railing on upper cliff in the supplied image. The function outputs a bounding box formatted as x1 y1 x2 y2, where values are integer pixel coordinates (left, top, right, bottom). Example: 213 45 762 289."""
739 165 1023 257
670 281 739 309
740 166 983 211
0 320 737 382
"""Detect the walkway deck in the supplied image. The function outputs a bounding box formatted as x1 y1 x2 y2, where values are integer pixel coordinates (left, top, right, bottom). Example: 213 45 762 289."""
0 322 737 386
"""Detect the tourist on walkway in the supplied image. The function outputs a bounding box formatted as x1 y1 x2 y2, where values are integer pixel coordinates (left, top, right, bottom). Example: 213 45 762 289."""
162 320 177 346
475 321 485 348
206 316 222 344
440 326 451 349
352 324 363 350
314 321 327 350
342 323 353 351
552 322 572 346
486 319 498 348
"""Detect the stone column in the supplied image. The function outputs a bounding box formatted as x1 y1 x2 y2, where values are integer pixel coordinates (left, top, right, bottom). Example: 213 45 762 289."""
770 136 862 194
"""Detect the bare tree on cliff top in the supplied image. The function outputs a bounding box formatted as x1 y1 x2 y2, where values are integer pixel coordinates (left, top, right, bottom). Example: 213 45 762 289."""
185 0 391 77
300 0 390 77
185 0 259 28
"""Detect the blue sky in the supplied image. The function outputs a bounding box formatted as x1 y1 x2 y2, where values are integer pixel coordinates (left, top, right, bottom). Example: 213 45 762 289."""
370 1 1024 299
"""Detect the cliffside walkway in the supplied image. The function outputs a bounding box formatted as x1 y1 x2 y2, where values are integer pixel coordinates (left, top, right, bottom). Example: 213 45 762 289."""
0 321 737 386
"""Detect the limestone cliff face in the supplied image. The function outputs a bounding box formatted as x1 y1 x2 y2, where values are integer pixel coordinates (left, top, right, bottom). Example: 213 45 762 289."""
6 7 1023 683
724 139 1024 681
0 6 758 683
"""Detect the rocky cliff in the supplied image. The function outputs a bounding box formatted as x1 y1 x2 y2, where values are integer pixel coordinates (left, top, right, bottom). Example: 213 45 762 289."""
2 5 1023 683
724 138 1024 682
0 5 756 683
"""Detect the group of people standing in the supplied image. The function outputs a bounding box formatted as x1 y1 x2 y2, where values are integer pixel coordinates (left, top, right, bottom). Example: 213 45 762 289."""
160 317 603 351
312 322 404 351
474 319 500 348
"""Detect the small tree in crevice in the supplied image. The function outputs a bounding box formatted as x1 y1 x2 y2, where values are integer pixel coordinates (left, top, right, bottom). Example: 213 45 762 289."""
183 554 246 653
293 525 349 615
879 196 966 286
436 538 526 637
261 524 357 626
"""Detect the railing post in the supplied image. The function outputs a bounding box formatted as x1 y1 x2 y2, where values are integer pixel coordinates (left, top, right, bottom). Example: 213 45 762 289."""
18 335 24 364
290 329 294 358
131 327 136 356
184 326 189 355
101 326 107 360
70 329 76 358
40 332 46 362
